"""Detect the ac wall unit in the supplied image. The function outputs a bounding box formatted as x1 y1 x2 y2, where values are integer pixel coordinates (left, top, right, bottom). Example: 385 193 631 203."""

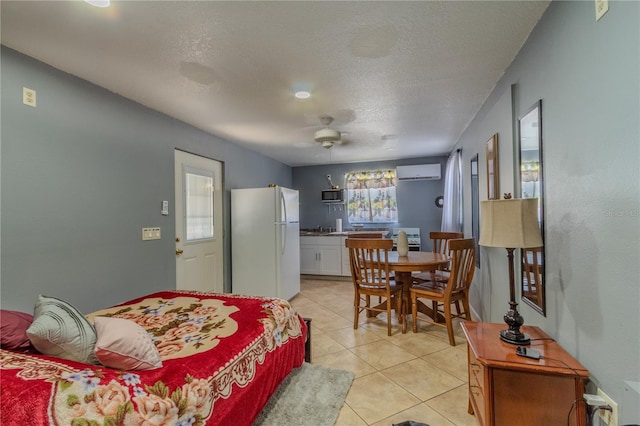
396 164 441 181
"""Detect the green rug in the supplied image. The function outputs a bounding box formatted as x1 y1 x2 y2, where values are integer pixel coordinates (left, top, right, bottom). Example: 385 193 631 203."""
254 362 355 426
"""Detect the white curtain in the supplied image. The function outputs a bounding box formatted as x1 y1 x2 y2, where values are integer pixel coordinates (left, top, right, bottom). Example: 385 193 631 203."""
441 149 463 232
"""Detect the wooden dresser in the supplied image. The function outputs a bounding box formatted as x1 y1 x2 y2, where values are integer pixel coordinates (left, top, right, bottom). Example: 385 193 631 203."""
461 322 590 426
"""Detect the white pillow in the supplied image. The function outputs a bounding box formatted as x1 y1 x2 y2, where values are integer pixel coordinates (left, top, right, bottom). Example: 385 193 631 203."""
93 316 162 371
27 295 98 364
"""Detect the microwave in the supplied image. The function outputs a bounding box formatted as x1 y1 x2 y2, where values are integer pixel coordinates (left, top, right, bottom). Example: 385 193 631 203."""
321 189 344 203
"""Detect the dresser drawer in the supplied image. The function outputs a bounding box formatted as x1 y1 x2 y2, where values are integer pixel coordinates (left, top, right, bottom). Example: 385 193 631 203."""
469 349 485 391
467 345 486 426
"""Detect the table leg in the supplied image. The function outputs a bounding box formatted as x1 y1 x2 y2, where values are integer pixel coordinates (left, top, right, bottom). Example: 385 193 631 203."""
394 272 412 333
395 272 446 333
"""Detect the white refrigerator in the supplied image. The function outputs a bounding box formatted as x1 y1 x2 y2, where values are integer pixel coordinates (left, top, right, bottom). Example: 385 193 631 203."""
231 186 300 300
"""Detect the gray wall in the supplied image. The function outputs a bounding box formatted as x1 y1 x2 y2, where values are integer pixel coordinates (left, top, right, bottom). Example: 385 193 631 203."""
1 47 292 313
293 156 447 251
453 2 639 423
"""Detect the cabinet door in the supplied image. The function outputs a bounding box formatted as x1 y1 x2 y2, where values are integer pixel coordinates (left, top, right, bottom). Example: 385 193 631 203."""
318 246 342 275
300 245 319 274
341 237 351 276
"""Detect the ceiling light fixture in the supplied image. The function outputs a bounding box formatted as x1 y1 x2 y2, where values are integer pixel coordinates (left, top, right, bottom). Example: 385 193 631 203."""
294 90 311 99
84 0 110 7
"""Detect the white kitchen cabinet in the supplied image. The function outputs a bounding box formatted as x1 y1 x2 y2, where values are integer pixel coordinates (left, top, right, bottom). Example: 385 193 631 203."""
340 236 351 277
300 236 343 275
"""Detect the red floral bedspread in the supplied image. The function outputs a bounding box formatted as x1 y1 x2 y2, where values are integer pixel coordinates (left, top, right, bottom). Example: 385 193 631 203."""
0 290 306 425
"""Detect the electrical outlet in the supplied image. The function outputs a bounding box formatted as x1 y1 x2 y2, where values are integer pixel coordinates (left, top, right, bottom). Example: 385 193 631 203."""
23 87 36 107
595 0 608 21
597 388 618 426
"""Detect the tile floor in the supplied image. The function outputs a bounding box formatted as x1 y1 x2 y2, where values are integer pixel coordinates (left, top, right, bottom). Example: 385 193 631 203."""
289 277 478 426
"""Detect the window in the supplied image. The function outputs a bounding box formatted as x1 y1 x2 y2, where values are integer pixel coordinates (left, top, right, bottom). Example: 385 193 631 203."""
184 167 214 241
345 170 398 223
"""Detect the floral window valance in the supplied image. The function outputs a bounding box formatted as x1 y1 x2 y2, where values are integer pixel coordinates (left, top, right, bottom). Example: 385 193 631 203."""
345 170 398 223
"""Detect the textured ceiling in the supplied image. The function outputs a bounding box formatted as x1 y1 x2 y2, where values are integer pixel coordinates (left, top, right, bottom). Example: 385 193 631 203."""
1 1 549 167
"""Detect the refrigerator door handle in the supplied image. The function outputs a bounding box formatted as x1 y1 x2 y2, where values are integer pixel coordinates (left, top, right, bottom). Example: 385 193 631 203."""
280 192 287 223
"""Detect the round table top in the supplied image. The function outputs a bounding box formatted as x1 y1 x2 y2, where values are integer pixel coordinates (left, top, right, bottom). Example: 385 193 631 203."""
387 251 450 272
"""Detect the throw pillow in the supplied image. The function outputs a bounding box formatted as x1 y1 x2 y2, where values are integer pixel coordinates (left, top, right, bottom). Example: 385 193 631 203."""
1 310 35 351
26 295 98 364
93 316 162 370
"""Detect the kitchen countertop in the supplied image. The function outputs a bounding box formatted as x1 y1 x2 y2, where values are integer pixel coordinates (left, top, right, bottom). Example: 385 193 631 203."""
300 229 390 237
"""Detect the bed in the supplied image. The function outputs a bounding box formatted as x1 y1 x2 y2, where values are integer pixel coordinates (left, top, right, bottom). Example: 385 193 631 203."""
0 290 307 425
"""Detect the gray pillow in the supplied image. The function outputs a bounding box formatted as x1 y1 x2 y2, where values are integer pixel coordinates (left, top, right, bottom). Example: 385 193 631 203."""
27 295 98 364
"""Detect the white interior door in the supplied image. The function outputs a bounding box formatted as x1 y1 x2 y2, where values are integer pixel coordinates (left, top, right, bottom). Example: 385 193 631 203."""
175 150 224 292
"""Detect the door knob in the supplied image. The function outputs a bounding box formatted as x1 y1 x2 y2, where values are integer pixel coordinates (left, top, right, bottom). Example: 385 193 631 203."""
176 248 184 255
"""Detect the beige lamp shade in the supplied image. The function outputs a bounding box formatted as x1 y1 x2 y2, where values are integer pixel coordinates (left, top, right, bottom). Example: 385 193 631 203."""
479 199 543 248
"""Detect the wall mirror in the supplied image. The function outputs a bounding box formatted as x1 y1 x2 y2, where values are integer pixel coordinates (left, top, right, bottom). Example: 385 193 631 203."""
486 134 499 200
470 154 480 267
518 100 545 315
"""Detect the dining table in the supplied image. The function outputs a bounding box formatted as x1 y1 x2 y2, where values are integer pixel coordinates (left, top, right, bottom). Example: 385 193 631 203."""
373 250 451 333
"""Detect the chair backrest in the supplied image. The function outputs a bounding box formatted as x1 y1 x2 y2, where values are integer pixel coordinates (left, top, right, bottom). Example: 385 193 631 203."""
522 247 543 295
345 238 393 289
444 238 476 297
430 231 464 255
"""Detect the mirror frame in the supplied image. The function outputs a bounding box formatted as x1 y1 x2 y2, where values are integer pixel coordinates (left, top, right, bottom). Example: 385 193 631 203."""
517 100 545 315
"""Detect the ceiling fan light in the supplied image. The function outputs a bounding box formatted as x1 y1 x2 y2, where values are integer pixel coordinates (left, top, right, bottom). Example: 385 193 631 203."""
294 90 311 99
322 141 334 149
84 0 110 7
314 128 341 143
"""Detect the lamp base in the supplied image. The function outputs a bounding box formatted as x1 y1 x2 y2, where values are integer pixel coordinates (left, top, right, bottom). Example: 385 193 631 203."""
500 300 530 345
500 329 531 345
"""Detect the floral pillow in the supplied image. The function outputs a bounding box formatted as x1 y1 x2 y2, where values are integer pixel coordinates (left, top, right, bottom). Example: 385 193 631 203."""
0 310 35 351
26 295 98 364
93 316 162 370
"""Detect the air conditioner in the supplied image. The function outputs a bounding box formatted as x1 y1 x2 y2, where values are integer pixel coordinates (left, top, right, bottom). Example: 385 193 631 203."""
396 164 441 181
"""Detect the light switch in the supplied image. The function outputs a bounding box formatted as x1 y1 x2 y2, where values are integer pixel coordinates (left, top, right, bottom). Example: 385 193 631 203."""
142 227 161 240
161 200 169 216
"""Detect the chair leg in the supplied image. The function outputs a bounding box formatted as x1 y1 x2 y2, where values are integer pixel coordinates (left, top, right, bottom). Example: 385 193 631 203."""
443 303 455 346
354 292 360 330
462 297 472 321
386 296 392 336
411 293 418 333
454 300 462 315
432 300 439 322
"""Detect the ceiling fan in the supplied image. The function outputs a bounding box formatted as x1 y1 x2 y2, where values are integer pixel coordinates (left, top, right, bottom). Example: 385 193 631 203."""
313 115 347 149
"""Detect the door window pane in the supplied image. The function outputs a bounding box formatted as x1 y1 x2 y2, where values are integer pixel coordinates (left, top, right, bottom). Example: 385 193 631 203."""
185 169 214 241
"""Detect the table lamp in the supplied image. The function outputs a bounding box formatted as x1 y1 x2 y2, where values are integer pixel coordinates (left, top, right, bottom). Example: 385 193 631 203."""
479 198 543 345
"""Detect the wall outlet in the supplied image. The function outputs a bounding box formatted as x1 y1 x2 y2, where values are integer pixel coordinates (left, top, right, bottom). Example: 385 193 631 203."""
23 87 37 107
595 0 608 21
597 388 618 426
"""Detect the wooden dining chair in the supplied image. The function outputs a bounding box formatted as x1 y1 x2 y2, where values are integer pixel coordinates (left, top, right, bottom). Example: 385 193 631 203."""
412 231 464 284
409 238 475 345
522 247 543 306
346 237 402 336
